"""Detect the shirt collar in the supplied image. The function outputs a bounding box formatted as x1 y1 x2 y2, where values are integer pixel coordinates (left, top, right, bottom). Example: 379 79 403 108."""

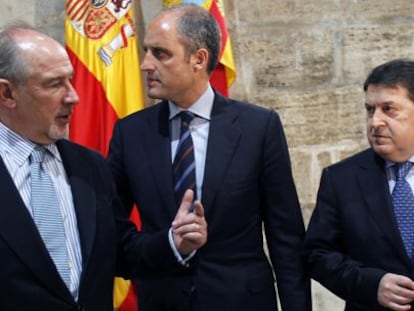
385 155 414 169
168 84 214 121
0 121 62 166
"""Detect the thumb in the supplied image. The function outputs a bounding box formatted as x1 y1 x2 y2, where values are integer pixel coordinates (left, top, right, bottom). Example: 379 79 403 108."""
193 200 204 217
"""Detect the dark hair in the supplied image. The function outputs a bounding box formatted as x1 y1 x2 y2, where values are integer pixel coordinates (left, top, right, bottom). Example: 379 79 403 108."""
363 59 414 101
0 21 34 85
166 4 221 75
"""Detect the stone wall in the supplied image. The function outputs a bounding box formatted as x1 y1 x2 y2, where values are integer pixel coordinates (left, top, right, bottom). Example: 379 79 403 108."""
2 0 414 310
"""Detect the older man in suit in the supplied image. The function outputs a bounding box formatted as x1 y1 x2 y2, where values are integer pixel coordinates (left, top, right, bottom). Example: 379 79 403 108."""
304 59 414 311
108 3 311 311
0 24 207 310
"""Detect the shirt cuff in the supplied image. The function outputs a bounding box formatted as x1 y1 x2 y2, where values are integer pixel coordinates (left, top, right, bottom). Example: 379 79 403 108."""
168 228 196 267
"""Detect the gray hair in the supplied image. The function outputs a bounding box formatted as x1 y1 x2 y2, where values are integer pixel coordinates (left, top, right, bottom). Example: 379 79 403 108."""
0 21 34 85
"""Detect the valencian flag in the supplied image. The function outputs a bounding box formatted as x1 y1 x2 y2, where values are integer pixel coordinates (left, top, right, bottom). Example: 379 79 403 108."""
65 0 143 310
163 0 236 96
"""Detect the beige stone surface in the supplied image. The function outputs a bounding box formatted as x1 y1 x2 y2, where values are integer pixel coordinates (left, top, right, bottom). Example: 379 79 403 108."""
237 29 334 90
0 1 36 25
251 86 366 148
343 25 414 83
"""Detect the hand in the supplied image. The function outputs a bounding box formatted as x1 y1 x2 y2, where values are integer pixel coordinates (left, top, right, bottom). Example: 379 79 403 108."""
378 273 414 310
171 189 207 255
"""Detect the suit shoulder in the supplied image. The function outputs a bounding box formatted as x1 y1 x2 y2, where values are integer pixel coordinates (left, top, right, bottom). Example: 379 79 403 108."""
112 102 166 134
120 101 164 123
227 97 275 114
57 139 105 163
220 97 281 127
57 140 113 182
327 148 376 172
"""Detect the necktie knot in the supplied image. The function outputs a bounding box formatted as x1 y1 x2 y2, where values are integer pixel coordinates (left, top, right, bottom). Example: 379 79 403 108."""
31 146 46 163
395 162 413 180
179 111 195 130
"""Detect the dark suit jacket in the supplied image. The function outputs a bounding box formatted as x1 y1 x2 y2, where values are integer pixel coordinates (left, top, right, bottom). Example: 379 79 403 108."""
0 139 184 311
304 148 414 311
108 92 311 311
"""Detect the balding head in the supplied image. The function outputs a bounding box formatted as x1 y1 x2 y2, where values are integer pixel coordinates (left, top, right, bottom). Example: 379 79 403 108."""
0 24 64 85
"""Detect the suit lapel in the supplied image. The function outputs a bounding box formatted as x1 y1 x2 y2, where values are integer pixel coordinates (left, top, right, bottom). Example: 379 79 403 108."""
202 94 241 211
0 155 73 302
57 140 96 270
358 151 410 263
142 103 176 218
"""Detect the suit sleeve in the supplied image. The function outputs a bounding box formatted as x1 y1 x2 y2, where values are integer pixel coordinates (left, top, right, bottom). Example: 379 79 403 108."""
107 121 135 215
114 198 192 278
106 121 193 278
303 167 385 306
261 111 312 310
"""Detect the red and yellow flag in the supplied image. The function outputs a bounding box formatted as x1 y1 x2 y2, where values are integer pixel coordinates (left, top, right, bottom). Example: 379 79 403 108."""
65 1 143 310
163 0 236 96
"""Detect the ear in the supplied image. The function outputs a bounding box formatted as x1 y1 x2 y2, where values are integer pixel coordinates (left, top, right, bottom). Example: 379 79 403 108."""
0 79 16 108
191 48 209 72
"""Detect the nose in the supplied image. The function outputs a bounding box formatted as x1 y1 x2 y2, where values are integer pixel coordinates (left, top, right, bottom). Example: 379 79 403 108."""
65 81 80 105
370 109 385 128
140 52 155 72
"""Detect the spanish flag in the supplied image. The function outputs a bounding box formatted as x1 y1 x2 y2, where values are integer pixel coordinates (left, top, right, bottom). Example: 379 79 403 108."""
65 1 142 310
163 0 236 96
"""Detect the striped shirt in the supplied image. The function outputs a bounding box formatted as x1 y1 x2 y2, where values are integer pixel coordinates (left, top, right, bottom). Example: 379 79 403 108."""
0 122 82 300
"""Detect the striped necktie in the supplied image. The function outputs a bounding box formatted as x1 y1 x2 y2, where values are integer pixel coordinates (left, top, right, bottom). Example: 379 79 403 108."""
392 161 414 259
30 146 70 286
173 111 196 207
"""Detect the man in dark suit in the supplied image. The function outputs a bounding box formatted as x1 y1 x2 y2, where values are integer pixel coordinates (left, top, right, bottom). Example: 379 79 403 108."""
304 59 414 310
108 4 311 311
0 24 207 310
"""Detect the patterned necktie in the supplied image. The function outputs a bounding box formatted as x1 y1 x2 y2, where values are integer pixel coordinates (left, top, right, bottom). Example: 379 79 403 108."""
173 111 196 207
30 146 70 286
392 161 414 259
